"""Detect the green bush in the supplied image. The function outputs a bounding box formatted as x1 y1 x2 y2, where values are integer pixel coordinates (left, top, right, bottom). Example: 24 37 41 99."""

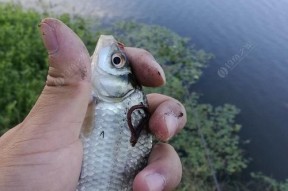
0 4 46 133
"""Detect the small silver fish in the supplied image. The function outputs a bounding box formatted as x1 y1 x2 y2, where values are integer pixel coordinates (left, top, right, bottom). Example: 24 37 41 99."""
77 35 153 191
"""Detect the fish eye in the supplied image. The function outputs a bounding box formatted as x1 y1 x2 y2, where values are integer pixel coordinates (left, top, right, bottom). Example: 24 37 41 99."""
111 52 126 68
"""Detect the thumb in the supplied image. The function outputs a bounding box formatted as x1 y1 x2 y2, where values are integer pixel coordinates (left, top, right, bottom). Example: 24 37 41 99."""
21 18 91 147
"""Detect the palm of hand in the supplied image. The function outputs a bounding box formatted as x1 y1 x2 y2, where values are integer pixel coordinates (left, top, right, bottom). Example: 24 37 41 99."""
0 123 83 190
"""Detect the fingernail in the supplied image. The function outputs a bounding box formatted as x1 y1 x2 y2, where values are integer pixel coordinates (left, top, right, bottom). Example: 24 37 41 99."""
165 114 178 139
153 61 166 83
40 22 59 54
145 173 165 191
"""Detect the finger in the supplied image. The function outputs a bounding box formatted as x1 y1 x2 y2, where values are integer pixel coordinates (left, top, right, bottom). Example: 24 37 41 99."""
133 143 182 191
20 18 91 147
124 47 165 87
0 124 22 148
147 93 187 141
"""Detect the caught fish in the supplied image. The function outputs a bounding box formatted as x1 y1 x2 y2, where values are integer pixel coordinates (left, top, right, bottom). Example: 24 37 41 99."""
77 35 153 191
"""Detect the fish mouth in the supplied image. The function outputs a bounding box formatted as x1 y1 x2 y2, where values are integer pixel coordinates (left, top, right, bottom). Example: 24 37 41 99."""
91 35 117 65
94 35 116 54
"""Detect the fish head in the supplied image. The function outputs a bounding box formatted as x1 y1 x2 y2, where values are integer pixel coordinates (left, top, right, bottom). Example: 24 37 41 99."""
91 35 139 101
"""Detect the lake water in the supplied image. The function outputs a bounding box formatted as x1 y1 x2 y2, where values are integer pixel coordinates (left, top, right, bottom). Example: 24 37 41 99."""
4 0 288 180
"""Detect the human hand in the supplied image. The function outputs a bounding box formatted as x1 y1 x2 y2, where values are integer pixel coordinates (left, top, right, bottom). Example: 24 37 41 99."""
0 18 186 191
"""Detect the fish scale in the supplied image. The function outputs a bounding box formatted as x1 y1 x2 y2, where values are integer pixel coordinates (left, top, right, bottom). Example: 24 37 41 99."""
77 35 152 191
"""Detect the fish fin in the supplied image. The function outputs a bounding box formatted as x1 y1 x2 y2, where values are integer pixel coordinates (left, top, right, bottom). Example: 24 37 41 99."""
81 99 95 137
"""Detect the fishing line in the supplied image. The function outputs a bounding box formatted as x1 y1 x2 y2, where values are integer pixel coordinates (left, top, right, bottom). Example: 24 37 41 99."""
194 111 222 191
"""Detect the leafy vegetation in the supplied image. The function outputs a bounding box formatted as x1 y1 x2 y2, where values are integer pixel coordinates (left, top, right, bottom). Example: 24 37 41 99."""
0 3 287 190
0 3 46 133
